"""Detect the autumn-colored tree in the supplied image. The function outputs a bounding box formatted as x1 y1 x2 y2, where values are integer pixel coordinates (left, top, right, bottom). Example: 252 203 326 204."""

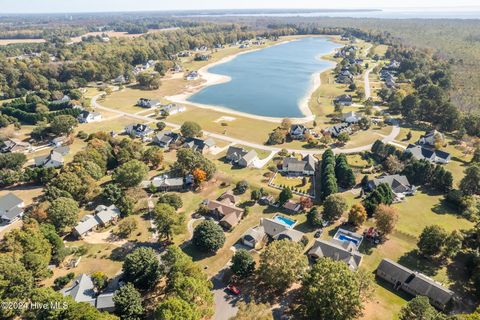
192 168 207 185
300 197 313 210
374 204 399 236
348 203 367 227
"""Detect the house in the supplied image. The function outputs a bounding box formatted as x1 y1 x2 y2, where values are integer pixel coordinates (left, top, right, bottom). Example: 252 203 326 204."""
368 174 415 197
334 94 353 106
259 217 304 243
0 193 24 224
72 205 120 238
206 194 244 230
259 195 275 206
140 175 185 192
182 138 215 154
78 110 102 123
153 131 181 148
327 123 352 138
160 103 186 115
308 239 363 271
238 150 258 167
51 95 71 105
336 74 354 84
171 64 182 73
242 225 266 249
290 124 307 140
194 53 210 61
0 138 32 153
112 75 126 84
50 136 68 147
418 130 445 147
34 147 68 168
125 124 154 138
385 78 396 88
281 155 317 176
186 71 199 80
384 60 401 71
282 200 301 213
226 146 259 167
136 98 161 108
61 274 116 312
376 258 454 310
406 144 451 164
342 111 361 124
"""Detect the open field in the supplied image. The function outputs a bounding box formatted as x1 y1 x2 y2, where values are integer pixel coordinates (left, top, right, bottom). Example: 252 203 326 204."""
69 31 144 43
0 38 46 45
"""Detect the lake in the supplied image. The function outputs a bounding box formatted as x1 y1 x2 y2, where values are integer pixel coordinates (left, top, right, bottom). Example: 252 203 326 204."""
187 37 341 118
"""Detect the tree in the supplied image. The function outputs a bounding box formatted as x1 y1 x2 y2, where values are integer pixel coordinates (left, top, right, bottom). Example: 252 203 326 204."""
300 196 313 210
137 72 161 90
267 129 286 145
143 146 164 168
417 225 448 257
113 283 144 320
460 165 480 196
307 207 323 227
155 296 199 320
348 203 367 227
153 203 183 240
117 216 138 238
192 168 207 185
113 160 148 188
231 249 255 277
180 121 202 138
258 240 308 292
278 187 293 205
231 301 273 320
47 197 79 231
157 193 183 210
374 204 398 236
156 121 166 131
0 152 27 170
122 247 163 290
322 194 348 222
335 154 356 189
443 230 464 259
174 148 216 180
103 183 123 204
50 115 78 136
301 258 363 320
192 220 225 252
472 148 480 164
337 131 350 144
399 296 440 320
384 155 404 174
40 223 68 264
235 180 249 194
91 271 108 292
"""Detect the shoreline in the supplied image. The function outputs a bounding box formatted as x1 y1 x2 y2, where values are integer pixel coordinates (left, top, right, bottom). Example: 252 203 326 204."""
166 36 341 124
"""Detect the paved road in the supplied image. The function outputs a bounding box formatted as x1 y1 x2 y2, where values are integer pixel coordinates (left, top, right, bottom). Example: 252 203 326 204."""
364 65 375 99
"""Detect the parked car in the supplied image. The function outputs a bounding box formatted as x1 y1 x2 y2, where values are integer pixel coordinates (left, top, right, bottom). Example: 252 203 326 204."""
227 284 240 295
314 229 323 238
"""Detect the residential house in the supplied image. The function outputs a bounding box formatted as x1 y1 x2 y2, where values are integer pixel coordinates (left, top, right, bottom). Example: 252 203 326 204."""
259 195 275 206
194 53 210 61
281 155 316 176
78 110 102 123
112 75 126 84
242 225 266 249
206 192 244 230
171 64 183 73
406 144 451 164
376 258 454 310
342 111 361 124
308 238 363 271
368 174 416 198
289 124 307 140
160 103 186 115
0 138 32 153
153 131 181 148
51 95 71 105
73 205 120 238
0 193 24 224
418 130 445 147
34 147 68 168
259 217 304 243
327 123 352 137
334 94 353 106
136 98 161 108
125 124 154 138
183 138 215 154
385 77 396 88
226 146 259 167
50 136 67 147
140 175 185 192
282 200 301 214
238 150 258 167
384 60 401 71
61 274 116 312
186 71 199 80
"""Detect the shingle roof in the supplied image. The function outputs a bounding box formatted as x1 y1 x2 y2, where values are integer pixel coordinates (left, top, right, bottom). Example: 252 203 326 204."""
274 229 304 242
243 225 266 243
372 174 412 194
61 274 96 305
308 239 363 270
96 292 115 309
95 205 120 225
74 217 99 236
406 144 451 162
260 218 289 237
0 193 23 216
241 150 258 164
207 200 244 217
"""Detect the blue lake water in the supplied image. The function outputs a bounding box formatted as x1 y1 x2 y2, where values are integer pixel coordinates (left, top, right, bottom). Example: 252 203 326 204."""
187 37 341 118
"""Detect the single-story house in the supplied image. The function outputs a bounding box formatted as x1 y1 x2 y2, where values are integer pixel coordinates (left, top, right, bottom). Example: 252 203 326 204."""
281 155 316 176
290 124 307 140
137 98 161 108
61 274 116 312
51 95 71 105
259 195 275 206
78 110 102 123
342 111 361 124
125 124 154 138
406 144 451 164
274 228 305 243
112 75 126 84
327 123 352 137
368 174 416 197
96 292 116 312
0 193 24 224
259 217 304 243
334 94 353 106
238 150 258 167
183 138 215 154
186 71 199 80
206 196 244 230
308 238 363 271
225 146 259 167
242 225 266 249
34 147 68 168
282 200 301 213
418 130 445 147
0 138 32 153
140 175 185 192
72 205 120 238
336 74 354 84
153 131 181 148
376 258 454 310
160 103 186 115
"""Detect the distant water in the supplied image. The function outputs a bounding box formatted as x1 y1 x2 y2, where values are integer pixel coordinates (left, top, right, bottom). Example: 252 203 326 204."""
188 37 341 118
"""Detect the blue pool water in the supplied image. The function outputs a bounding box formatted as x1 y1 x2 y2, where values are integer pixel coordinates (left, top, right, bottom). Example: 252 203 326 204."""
188 37 341 118
338 234 360 245
274 215 297 227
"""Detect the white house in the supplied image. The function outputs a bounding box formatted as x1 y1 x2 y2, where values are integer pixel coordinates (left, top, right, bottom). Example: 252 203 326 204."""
78 111 102 123
186 71 199 81
342 111 361 124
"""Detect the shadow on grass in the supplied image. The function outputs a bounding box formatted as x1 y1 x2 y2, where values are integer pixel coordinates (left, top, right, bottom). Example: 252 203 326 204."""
109 241 163 261
180 242 216 262
398 249 441 277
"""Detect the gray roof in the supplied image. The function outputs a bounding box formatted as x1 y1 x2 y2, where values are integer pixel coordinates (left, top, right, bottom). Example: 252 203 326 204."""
61 274 96 305
274 228 304 243
0 193 23 221
94 205 120 225
241 149 258 164
406 144 451 162
34 150 64 168
141 176 184 188
74 216 99 236
308 239 363 270
226 146 247 159
1 205 23 221
53 146 70 156
282 155 316 173
96 292 115 309
243 225 266 243
260 218 289 237
183 137 215 152
371 174 412 194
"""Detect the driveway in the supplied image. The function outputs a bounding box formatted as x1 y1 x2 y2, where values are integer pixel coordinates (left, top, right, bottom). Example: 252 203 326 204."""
212 267 240 320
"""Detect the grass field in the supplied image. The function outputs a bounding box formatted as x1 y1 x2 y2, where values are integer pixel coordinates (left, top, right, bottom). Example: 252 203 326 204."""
271 174 313 195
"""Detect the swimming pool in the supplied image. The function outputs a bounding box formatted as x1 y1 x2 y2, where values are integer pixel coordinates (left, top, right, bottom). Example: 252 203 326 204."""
273 215 297 228
338 234 359 245
334 228 364 247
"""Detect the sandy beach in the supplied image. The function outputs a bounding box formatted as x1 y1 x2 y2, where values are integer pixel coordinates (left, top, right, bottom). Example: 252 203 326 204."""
166 37 339 124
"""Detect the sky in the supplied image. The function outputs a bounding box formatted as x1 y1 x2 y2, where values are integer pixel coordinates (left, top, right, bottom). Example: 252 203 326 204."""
1 0 479 14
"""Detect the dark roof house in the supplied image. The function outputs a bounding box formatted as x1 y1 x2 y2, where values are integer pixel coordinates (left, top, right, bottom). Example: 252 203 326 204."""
0 193 24 224
406 144 451 164
281 155 316 176
183 138 215 154
369 174 415 196
308 239 363 271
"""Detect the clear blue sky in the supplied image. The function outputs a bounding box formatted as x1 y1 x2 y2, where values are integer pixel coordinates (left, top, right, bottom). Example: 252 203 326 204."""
1 0 479 14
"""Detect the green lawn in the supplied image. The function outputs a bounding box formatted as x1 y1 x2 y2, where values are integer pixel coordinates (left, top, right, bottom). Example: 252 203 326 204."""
271 174 313 195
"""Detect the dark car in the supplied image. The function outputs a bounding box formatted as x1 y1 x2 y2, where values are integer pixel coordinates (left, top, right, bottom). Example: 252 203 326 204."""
314 229 323 238
227 284 240 295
